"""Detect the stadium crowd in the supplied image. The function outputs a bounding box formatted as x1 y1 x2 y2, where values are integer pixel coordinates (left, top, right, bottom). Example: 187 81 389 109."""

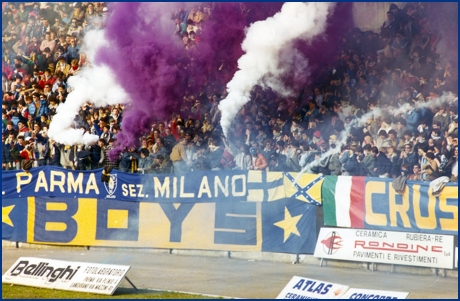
1 3 458 183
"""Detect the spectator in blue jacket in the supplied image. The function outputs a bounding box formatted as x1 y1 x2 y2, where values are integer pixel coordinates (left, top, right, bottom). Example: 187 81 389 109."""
340 145 360 176
405 103 420 132
399 143 418 173
34 93 49 122
135 148 154 174
48 139 61 166
3 133 16 170
372 146 392 177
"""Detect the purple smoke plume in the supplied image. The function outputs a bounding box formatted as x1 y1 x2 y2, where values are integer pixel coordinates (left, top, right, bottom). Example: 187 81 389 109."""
96 2 283 161
97 3 183 160
285 3 354 91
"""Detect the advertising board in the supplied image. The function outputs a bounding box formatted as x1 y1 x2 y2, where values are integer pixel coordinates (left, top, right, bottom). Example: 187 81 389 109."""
314 228 454 269
340 288 409 299
276 276 349 299
2 257 130 295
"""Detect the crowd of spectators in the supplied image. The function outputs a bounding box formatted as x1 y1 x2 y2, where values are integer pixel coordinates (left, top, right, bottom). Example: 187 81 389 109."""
2 3 458 183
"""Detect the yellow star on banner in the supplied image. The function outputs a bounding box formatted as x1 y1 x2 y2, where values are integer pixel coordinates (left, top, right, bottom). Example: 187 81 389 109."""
2 205 15 227
274 207 302 243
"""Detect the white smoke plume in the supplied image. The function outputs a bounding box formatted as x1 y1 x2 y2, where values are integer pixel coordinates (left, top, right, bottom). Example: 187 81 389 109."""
302 92 458 174
301 107 382 175
47 30 130 146
219 2 335 137
391 92 458 116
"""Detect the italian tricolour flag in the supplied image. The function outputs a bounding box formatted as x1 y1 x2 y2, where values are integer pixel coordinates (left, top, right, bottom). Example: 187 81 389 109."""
322 176 366 228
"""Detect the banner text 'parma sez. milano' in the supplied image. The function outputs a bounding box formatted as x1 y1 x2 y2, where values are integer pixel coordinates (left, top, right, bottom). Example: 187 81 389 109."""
2 167 458 253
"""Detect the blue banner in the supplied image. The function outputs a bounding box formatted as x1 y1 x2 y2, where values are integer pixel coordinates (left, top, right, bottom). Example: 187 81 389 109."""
3 167 250 202
2 167 318 254
2 197 28 242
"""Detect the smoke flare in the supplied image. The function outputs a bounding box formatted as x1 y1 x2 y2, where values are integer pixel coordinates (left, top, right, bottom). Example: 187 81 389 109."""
48 30 130 146
219 2 336 137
